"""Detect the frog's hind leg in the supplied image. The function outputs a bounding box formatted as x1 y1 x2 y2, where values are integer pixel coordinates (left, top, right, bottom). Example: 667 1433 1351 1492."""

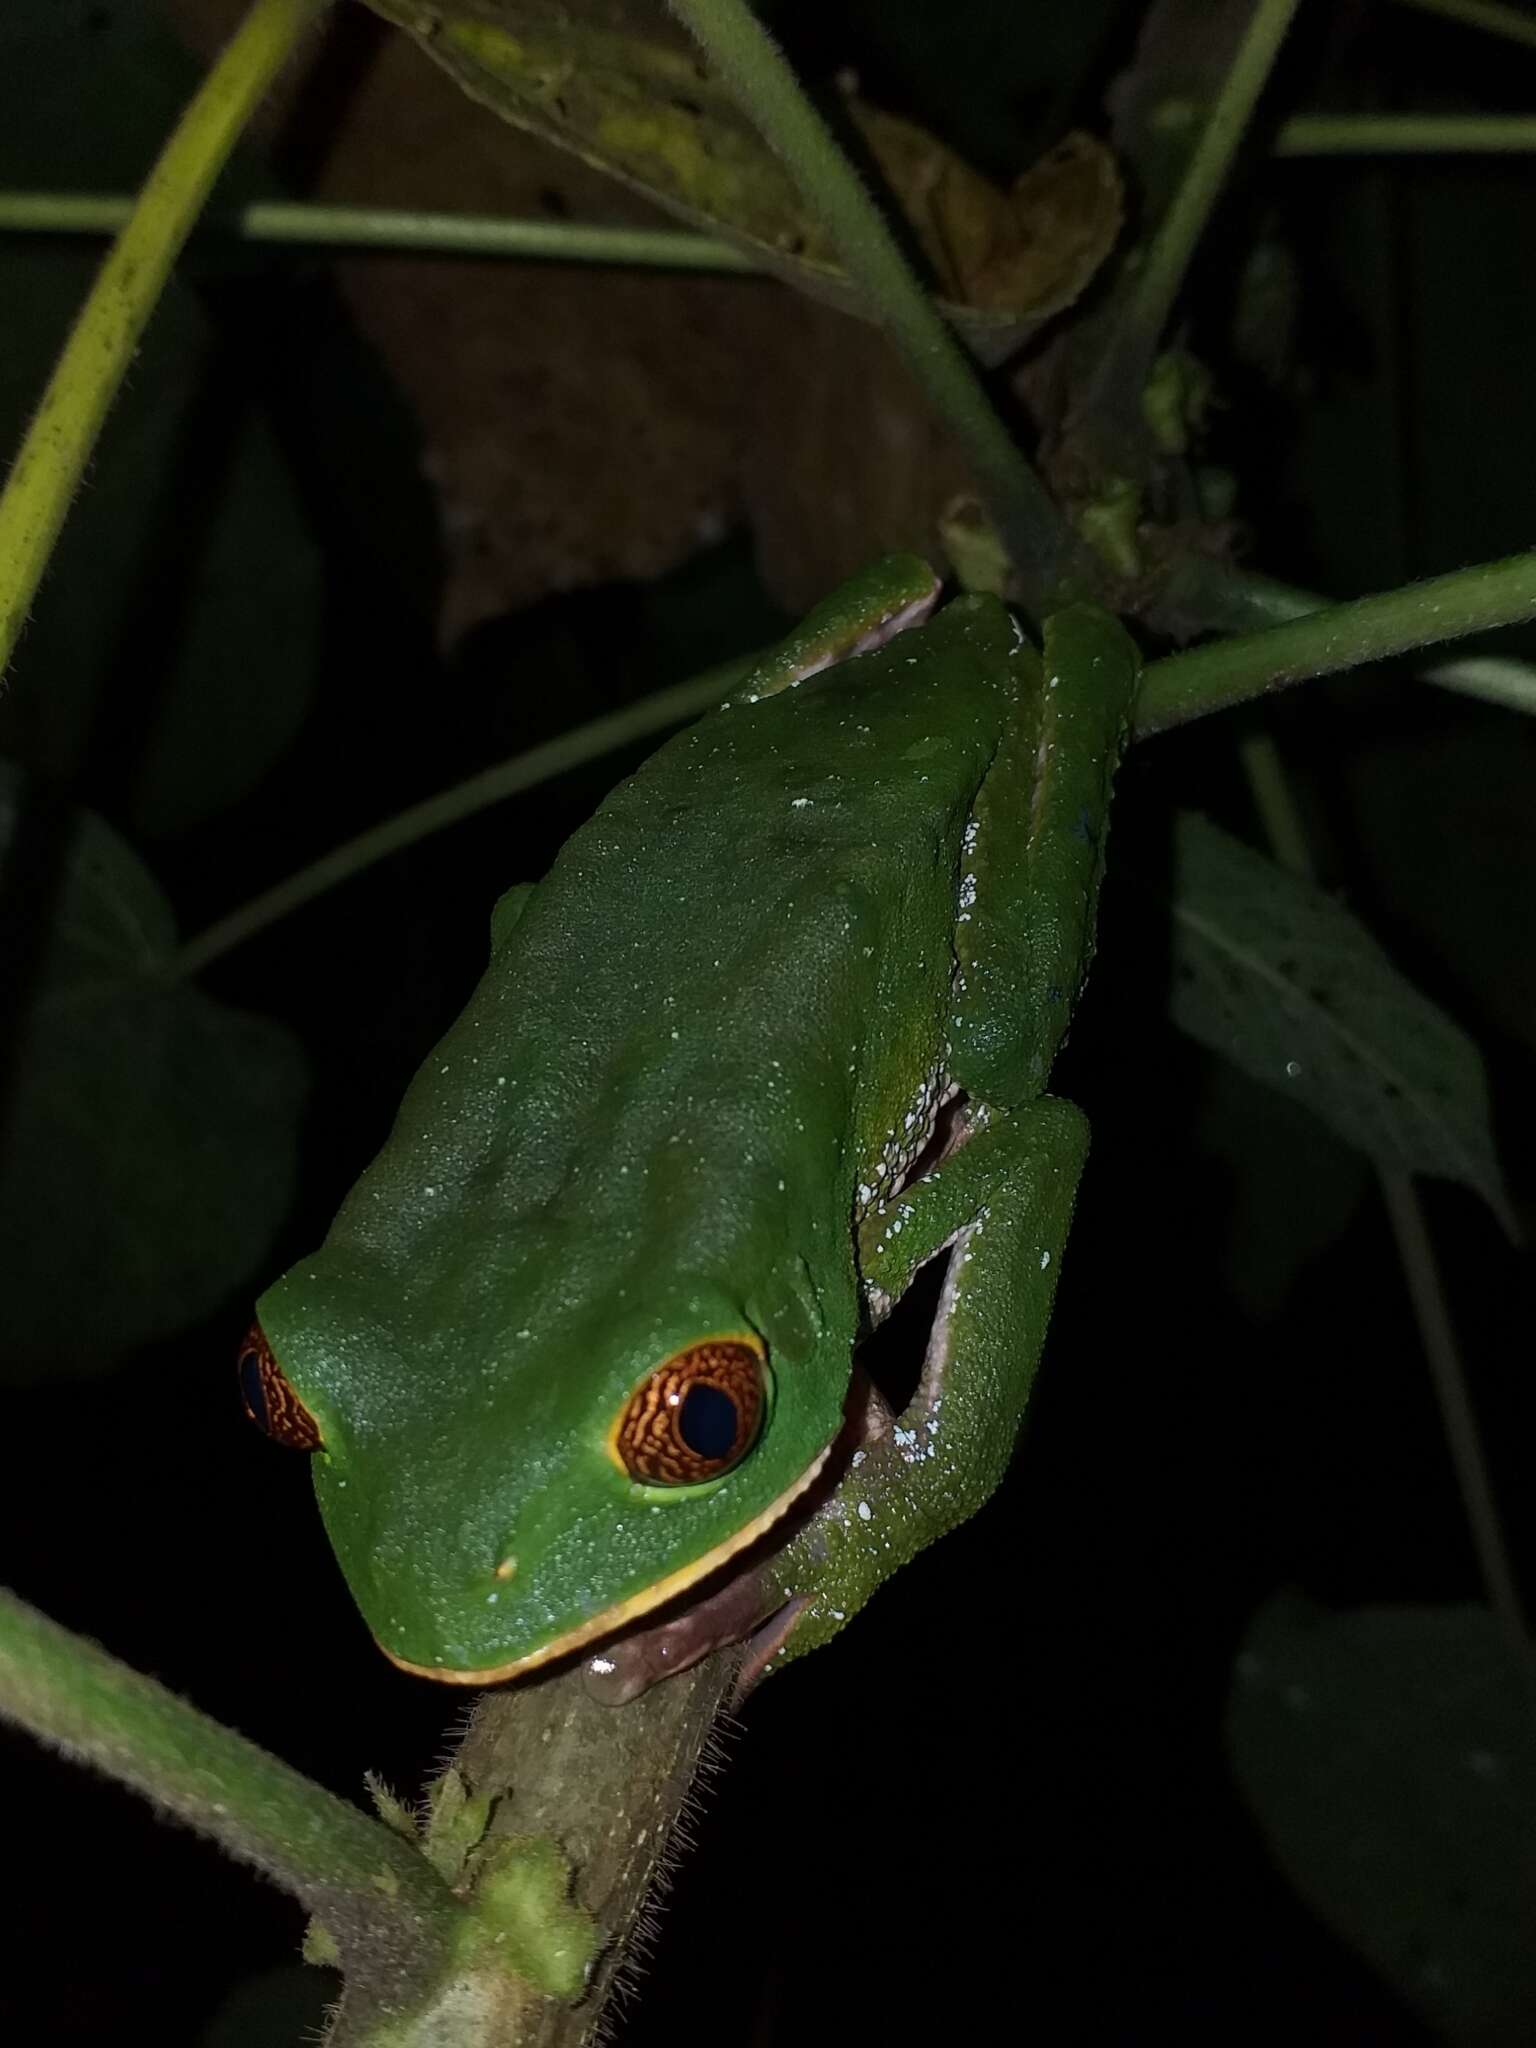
948 605 1140 1107
744 1096 1089 1678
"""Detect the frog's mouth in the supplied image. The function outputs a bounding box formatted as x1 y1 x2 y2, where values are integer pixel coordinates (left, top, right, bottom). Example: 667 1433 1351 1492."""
378 1441 834 1686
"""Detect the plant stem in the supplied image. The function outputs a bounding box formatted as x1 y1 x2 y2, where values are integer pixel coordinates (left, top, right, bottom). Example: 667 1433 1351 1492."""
662 0 1085 615
0 192 756 268
1167 559 1536 713
0 1589 467 1971
1378 1176 1534 1674
1122 0 1303 362
1276 113 1536 153
1137 546 1536 733
1390 0 1536 53
181 538 1536 967
0 0 327 682
176 657 748 974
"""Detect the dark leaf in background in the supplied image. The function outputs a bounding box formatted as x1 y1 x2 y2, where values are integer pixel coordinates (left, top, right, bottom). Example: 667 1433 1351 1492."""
1229 1595 1536 2046
1191 1058 1371 1320
1167 812 1514 1234
0 764 306 1380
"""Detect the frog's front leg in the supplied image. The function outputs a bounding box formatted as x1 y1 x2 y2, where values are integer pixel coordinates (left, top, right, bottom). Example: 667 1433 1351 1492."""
582 1103 1084 1704
742 1095 1088 1681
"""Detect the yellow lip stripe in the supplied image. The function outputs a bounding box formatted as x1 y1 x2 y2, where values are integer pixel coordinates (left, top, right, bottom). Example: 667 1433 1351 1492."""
382 1441 833 1686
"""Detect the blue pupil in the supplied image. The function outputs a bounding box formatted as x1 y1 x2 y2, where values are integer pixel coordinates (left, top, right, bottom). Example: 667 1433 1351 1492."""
239 1350 268 1430
678 1383 738 1460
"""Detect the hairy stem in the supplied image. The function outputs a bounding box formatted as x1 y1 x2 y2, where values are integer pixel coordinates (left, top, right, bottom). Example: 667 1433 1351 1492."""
0 0 327 683
662 0 1086 614
0 1590 466 1976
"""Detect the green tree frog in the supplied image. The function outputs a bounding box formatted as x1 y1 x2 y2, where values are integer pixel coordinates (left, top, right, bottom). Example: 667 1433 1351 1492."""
241 560 1139 1695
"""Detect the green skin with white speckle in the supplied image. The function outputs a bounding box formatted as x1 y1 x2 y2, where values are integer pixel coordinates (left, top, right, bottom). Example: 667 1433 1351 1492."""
255 560 1139 1685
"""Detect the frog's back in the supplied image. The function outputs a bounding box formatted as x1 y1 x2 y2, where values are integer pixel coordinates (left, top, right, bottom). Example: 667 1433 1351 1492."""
521 590 1023 1034
333 596 1026 1272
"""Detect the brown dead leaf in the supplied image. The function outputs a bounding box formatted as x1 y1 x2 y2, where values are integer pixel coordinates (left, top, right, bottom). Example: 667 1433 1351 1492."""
162 3 1102 634
850 107 1122 324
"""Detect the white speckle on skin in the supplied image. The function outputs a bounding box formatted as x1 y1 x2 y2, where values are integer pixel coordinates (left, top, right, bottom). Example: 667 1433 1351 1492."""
791 797 812 808
857 1501 872 1521
1285 1059 1303 1078
1040 1249 1052 1270
851 1449 866 1468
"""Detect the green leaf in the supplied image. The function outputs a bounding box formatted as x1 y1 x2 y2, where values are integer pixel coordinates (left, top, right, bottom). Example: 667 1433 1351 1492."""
1228 1596 1536 2046
0 765 306 1380
1168 813 1514 1234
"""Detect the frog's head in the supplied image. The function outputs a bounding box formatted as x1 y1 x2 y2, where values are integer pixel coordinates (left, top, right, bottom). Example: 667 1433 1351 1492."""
243 1239 846 1682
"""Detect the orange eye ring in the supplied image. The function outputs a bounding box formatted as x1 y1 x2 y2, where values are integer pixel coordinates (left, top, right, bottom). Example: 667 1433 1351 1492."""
610 1336 767 1486
237 1322 323 1451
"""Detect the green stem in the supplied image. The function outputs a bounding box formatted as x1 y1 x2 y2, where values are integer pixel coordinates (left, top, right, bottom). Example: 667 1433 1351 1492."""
1137 546 1536 733
0 192 755 269
182 539 1536 967
1122 0 1303 360
0 0 327 682
0 1589 467 1971
1377 1176 1535 1678
176 657 749 974
1389 0 1536 53
1276 113 1536 153
662 0 1085 615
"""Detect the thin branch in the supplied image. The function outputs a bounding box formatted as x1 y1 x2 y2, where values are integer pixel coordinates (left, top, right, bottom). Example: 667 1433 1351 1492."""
1276 113 1536 152
0 0 329 682
1121 0 1303 359
1389 0 1536 54
0 192 756 268
1233 739 1533 1689
176 659 748 974
1378 1176 1535 1680
179 539 1536 969
662 0 1087 614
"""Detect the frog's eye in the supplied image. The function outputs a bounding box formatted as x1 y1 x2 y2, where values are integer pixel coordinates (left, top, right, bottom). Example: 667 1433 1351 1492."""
237 1322 323 1451
611 1336 767 1486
